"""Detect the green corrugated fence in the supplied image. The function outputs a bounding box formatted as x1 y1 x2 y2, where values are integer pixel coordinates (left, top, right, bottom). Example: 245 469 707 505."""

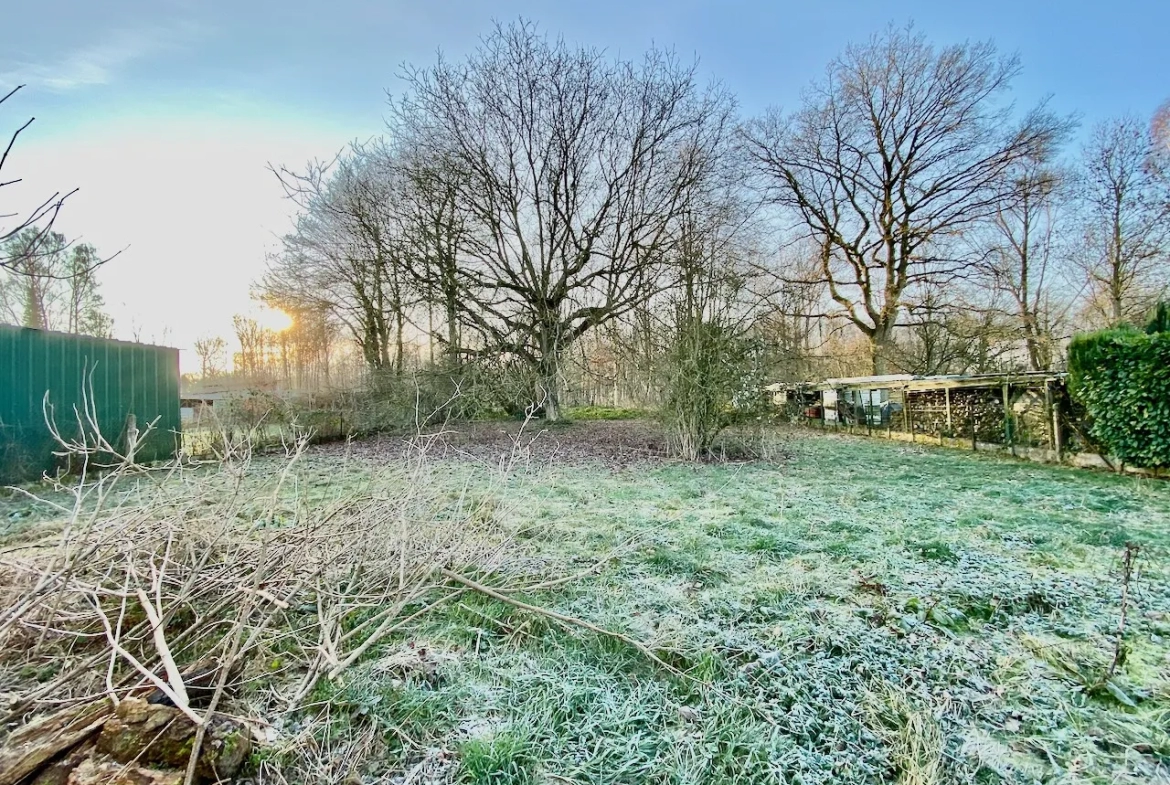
0 325 181 483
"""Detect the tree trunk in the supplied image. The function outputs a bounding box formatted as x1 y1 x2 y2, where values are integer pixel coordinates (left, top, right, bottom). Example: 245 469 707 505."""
445 291 460 362
1020 307 1045 371
1111 278 1124 325
1111 205 1125 324
395 309 406 374
379 324 392 370
1024 334 1043 372
870 327 894 375
427 303 436 365
1109 242 1124 324
537 354 561 421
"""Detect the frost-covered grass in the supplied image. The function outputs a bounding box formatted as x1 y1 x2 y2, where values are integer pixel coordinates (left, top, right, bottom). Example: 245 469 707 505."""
289 426 1170 784
5 424 1168 783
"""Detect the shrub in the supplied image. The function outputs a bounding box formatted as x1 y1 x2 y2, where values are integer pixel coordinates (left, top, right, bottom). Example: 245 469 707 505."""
188 390 348 457
1068 308 1170 468
186 359 546 460
324 360 541 438
339 370 461 435
454 358 544 420
659 318 771 460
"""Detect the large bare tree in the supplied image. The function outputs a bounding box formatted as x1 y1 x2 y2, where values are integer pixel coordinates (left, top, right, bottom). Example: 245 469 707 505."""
266 143 413 373
743 26 1069 373
1074 116 1170 325
394 151 468 364
391 20 735 419
977 157 1069 370
193 336 228 379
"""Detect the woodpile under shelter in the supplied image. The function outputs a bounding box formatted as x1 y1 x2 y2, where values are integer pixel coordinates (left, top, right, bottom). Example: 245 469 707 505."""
768 371 1072 460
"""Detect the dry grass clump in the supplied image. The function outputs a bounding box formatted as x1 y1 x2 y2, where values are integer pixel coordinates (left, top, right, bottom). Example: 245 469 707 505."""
862 686 944 785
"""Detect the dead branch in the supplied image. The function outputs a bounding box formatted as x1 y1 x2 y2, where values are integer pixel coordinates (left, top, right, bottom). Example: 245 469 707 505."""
439 568 682 677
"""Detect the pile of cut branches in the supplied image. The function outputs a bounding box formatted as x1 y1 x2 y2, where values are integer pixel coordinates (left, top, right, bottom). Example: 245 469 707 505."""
0 423 559 784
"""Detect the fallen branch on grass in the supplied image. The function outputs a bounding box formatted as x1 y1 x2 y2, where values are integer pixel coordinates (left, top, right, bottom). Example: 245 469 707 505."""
439 568 683 677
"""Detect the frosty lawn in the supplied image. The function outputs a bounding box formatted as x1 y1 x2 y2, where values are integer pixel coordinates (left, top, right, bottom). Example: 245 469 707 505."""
285 424 1170 784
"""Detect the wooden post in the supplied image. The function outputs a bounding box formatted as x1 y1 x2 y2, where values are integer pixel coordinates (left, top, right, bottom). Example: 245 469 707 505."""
970 397 978 452
944 388 953 434
1052 390 1063 462
125 414 139 460
866 391 872 437
1003 382 1014 456
906 387 915 442
1044 382 1055 452
886 391 893 438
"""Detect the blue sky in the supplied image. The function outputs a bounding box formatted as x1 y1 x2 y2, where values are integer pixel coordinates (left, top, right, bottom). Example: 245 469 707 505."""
2 0 1168 365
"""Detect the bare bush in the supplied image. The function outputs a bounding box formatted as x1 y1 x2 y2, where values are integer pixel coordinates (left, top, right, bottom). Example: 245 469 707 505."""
660 319 771 460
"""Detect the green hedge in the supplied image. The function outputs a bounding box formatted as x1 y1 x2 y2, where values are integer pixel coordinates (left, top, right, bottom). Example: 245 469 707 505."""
1068 314 1170 469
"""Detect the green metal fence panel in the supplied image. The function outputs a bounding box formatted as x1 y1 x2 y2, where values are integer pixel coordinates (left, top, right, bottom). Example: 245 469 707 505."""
0 325 180 483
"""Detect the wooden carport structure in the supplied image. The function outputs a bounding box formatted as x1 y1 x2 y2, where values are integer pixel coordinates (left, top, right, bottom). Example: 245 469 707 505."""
770 371 1069 460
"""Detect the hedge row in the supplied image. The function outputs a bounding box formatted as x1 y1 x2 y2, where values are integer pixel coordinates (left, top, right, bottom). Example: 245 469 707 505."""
1068 309 1170 469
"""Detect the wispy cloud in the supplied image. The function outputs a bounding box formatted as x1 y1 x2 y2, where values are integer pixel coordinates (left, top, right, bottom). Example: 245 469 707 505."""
1 22 203 91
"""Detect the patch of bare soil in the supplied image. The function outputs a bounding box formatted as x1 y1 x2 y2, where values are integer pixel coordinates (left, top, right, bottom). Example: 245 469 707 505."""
314 419 672 469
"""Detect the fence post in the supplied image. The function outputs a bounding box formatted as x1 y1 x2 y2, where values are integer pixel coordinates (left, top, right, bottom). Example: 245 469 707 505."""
970 396 977 452
1044 382 1054 453
1052 390 1063 463
866 391 872 437
1003 382 1015 456
906 387 915 442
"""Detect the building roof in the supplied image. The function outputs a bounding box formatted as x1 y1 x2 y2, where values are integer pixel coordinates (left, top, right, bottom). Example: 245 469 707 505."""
822 374 915 386
769 370 1066 394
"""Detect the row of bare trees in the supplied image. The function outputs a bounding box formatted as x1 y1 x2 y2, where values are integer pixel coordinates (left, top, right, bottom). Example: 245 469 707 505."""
189 309 347 391
0 228 112 336
253 22 1169 417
